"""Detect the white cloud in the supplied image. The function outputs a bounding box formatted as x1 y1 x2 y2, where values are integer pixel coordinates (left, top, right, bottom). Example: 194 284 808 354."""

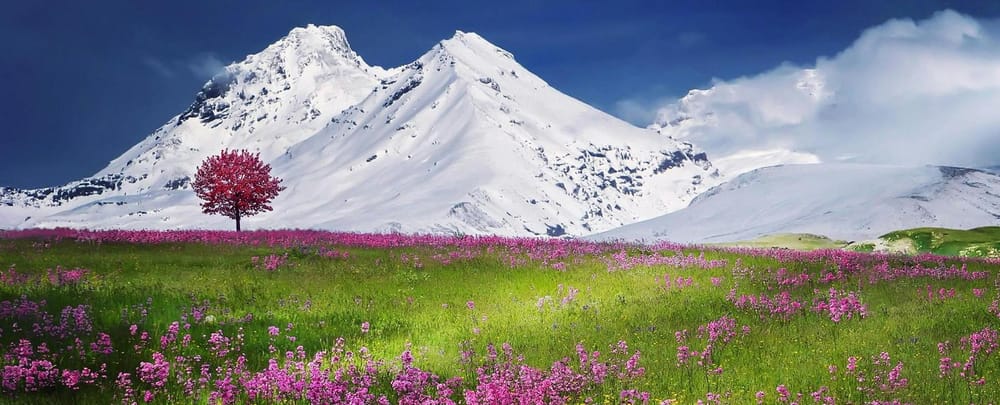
652 10 1000 173
614 97 665 125
187 53 227 79
142 53 230 80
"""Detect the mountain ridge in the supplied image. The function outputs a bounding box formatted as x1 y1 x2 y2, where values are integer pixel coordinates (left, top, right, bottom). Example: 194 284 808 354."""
0 25 718 235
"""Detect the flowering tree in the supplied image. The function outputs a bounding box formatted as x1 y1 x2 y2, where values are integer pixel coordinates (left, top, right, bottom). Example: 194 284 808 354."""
192 149 284 231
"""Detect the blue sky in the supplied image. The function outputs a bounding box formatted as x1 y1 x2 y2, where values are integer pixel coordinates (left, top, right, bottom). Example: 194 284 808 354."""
2 0 999 188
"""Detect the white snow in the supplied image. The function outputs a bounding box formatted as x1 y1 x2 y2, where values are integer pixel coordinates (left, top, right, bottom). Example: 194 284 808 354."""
591 164 1000 243
711 149 820 177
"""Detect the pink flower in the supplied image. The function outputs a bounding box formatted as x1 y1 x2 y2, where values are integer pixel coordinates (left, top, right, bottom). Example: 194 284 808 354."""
361 321 371 334
846 356 858 373
776 384 790 401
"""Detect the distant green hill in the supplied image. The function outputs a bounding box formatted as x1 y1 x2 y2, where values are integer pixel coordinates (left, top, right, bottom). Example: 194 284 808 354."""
878 226 1000 257
719 227 1000 257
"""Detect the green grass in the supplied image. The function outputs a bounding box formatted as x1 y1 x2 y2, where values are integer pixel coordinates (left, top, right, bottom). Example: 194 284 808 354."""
1 238 998 403
724 227 1000 257
881 226 1000 257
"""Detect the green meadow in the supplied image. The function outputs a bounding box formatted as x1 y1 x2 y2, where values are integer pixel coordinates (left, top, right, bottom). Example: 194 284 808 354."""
0 233 998 404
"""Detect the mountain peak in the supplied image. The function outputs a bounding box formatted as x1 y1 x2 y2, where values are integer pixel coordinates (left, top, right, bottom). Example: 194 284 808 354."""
225 22 380 86
286 24 348 43
441 30 503 53
448 30 487 42
171 22 376 129
267 23 356 59
422 31 524 82
95 23 384 184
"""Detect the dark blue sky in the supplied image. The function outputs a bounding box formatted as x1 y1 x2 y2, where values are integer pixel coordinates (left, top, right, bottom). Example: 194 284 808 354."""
2 0 998 188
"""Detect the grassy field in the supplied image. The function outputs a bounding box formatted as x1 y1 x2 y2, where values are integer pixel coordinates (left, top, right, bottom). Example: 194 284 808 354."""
1 230 999 404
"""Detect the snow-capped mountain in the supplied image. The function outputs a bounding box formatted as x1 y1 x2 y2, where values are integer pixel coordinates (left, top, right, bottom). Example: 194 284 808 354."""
261 31 718 235
1 25 384 212
592 164 1000 243
102 24 390 188
0 26 718 235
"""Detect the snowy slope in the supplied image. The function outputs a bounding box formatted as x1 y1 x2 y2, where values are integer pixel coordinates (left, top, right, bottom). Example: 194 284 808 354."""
0 28 719 235
592 164 1000 243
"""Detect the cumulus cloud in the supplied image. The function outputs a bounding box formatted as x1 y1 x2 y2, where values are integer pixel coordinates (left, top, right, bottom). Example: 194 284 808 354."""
652 10 1000 173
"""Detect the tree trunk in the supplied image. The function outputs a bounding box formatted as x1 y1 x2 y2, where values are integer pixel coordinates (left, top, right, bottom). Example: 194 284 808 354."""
235 215 241 232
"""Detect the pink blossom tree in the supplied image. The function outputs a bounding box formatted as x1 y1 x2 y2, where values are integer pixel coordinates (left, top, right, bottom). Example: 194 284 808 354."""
192 149 284 231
